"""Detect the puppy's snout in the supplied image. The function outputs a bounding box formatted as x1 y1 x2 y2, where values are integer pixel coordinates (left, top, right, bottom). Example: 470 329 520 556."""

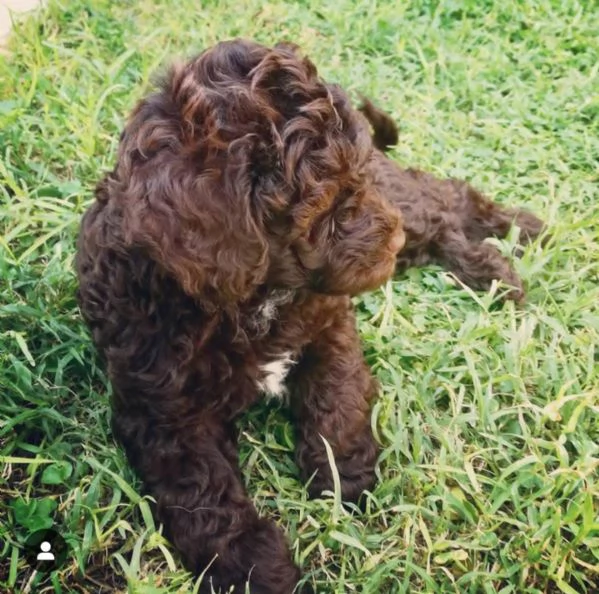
389 226 405 254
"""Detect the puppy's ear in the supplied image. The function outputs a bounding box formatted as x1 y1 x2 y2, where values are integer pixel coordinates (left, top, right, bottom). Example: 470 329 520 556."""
113 137 269 303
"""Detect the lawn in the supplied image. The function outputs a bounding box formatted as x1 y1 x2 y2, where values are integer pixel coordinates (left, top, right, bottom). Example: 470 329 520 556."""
1 0 598 592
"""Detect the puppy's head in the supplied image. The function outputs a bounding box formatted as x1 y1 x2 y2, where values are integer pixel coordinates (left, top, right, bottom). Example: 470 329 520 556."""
103 39 404 303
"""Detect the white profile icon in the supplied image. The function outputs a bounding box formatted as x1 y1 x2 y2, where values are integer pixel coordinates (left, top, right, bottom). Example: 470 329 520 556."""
36 541 55 561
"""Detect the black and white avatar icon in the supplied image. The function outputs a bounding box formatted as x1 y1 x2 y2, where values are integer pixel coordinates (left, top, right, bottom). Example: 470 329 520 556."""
36 541 55 562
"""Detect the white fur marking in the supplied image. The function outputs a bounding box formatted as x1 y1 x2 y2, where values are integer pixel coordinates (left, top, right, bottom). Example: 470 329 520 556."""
257 351 295 399
257 299 277 322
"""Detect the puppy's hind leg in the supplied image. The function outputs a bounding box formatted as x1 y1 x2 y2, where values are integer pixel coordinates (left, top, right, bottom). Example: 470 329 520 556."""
434 227 526 302
452 180 546 247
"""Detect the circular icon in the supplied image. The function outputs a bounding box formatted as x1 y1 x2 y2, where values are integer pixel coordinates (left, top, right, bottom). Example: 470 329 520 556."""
23 529 68 572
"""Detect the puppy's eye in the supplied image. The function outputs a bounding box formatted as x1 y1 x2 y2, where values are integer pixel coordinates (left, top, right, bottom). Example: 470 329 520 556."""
329 218 337 236
330 208 355 238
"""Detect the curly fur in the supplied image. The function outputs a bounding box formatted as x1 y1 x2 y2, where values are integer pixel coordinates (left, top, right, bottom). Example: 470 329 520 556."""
359 98 546 302
76 40 403 593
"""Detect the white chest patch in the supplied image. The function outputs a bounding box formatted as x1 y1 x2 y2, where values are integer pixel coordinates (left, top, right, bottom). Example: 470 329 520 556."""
257 351 295 399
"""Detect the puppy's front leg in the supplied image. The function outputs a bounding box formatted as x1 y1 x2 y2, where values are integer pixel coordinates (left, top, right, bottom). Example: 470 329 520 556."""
112 407 300 594
289 301 379 503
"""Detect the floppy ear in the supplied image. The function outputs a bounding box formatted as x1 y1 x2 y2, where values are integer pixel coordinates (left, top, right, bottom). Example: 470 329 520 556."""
114 137 269 303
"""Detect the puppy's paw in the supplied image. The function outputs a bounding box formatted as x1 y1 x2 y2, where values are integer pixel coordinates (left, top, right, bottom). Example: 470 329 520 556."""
229 519 301 594
303 435 378 506
493 270 526 304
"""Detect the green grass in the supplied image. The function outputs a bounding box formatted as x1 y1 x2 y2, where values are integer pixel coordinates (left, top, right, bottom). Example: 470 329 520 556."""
1 0 598 592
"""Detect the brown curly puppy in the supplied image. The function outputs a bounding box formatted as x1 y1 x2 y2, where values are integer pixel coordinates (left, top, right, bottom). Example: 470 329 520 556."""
76 40 404 593
359 99 546 302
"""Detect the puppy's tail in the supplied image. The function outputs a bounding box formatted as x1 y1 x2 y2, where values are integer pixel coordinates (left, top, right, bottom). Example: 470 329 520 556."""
358 97 399 152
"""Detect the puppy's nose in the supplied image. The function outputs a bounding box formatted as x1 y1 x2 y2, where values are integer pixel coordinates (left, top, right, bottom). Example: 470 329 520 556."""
389 230 405 254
